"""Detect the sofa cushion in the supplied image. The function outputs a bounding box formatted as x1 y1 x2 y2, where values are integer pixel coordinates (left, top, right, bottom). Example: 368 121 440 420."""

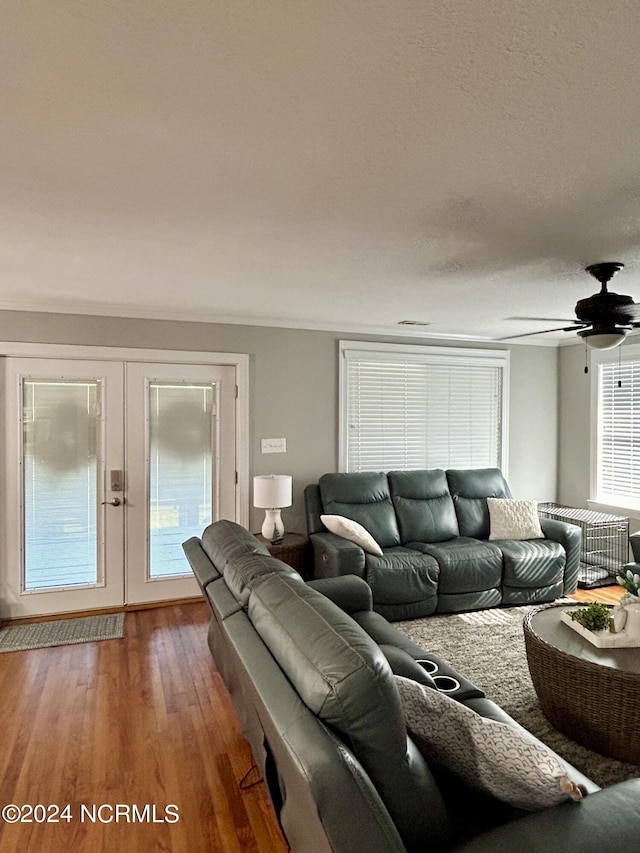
248 573 452 851
487 498 544 541
446 468 512 539
319 472 401 548
365 547 439 607
320 514 383 555
436 589 503 613
394 675 586 811
388 469 459 543
410 537 503 594
497 539 565 588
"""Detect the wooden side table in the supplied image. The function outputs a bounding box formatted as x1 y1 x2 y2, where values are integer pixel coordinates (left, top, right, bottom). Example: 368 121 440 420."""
255 532 312 580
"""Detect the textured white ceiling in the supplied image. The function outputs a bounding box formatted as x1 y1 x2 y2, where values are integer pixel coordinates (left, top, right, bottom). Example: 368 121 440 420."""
3 0 640 344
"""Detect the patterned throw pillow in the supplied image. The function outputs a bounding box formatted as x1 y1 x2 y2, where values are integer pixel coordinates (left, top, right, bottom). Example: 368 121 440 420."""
394 675 586 811
320 514 383 556
487 498 544 540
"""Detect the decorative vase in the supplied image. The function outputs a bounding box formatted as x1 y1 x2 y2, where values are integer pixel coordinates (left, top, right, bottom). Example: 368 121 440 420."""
612 605 628 633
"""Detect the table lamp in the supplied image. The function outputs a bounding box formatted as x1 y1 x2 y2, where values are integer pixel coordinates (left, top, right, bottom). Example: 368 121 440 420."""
253 474 292 543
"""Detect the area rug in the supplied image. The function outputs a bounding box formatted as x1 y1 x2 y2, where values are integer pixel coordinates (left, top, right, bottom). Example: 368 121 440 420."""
396 604 640 789
0 613 125 653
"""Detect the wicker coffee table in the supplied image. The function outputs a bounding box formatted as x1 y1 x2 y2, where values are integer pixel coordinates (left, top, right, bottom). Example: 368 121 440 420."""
523 604 640 763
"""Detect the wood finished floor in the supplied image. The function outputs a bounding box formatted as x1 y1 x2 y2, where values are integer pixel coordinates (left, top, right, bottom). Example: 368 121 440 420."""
0 602 288 853
568 583 625 605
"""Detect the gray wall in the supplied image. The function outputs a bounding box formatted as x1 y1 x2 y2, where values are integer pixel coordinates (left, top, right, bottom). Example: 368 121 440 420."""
0 310 559 534
507 344 558 503
557 343 591 509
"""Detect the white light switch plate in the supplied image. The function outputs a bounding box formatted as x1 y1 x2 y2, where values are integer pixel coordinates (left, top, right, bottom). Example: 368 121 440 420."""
261 438 287 453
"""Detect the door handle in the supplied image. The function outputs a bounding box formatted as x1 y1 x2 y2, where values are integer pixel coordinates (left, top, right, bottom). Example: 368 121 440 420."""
101 497 123 506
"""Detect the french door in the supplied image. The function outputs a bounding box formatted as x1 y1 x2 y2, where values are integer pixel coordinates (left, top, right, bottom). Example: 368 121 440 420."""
2 356 237 618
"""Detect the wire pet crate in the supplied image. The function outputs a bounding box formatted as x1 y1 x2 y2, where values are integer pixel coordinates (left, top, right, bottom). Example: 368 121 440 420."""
538 503 630 589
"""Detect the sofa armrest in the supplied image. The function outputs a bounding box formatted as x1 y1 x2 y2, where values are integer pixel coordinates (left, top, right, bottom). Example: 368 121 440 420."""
306 575 374 613
309 531 367 579
454 779 640 853
182 537 221 592
539 518 582 594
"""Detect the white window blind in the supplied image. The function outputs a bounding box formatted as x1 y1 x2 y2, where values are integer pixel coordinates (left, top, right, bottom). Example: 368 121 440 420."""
340 343 508 473
598 357 640 506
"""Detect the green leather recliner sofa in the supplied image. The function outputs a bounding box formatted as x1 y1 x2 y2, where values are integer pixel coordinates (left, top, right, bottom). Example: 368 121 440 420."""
304 468 581 620
182 519 640 853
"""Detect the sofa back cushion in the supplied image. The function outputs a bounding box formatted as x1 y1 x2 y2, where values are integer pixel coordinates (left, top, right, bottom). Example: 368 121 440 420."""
446 468 512 539
388 469 459 543
201 519 270 568
303 483 326 534
224 552 301 607
248 573 451 851
319 472 401 548
202 519 300 606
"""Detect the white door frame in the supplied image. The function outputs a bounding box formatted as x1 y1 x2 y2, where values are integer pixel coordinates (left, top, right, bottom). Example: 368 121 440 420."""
0 343 249 618
0 342 250 528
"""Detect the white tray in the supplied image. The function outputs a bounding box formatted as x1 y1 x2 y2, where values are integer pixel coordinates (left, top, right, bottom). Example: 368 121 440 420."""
561 610 640 648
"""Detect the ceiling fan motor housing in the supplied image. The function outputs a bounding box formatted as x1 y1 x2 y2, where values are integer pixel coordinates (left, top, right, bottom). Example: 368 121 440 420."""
576 262 636 326
575 290 636 325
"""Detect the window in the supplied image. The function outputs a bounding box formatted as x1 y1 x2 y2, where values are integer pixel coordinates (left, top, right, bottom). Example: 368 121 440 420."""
339 342 509 473
595 349 640 510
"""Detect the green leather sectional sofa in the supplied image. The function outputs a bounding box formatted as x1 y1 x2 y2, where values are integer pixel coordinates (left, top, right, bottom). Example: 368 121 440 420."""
304 468 581 620
182 519 640 853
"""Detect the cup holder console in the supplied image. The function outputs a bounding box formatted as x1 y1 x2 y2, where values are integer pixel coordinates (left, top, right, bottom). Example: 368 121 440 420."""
415 660 460 694
432 675 460 694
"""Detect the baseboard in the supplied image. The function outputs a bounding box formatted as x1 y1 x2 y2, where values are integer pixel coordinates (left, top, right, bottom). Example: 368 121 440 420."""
1 596 203 627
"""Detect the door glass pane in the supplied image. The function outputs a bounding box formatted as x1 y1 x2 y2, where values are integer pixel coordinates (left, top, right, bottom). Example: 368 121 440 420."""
23 380 99 590
148 383 215 578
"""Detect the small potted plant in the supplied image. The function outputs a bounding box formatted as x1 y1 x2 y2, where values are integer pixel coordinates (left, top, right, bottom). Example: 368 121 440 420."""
569 602 612 633
616 569 640 601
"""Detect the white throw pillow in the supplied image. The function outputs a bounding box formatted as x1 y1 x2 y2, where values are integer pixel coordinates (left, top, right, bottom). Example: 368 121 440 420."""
487 498 544 540
320 514 383 556
394 675 586 811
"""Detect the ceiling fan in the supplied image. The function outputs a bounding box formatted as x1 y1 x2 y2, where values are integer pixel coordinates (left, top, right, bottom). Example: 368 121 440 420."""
499 262 640 350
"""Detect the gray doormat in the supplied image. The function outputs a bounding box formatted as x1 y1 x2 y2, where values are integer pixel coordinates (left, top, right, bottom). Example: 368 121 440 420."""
0 612 125 653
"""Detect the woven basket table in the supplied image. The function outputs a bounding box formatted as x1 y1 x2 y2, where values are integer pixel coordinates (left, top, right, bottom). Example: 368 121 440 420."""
524 604 640 764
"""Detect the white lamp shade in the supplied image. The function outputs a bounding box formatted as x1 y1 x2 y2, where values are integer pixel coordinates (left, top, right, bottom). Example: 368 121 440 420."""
253 474 292 509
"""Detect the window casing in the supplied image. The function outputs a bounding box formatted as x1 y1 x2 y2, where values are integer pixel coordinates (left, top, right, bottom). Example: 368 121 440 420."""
339 342 509 474
593 345 640 511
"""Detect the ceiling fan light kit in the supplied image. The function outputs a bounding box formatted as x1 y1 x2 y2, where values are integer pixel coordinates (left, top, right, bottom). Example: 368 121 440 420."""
577 327 628 350
501 261 640 350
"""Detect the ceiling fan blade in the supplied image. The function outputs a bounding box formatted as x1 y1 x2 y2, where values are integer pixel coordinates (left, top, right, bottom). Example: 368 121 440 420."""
621 303 640 321
506 317 581 324
495 325 589 342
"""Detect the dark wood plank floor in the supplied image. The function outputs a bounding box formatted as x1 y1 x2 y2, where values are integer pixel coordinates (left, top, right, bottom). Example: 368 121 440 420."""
0 602 288 853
